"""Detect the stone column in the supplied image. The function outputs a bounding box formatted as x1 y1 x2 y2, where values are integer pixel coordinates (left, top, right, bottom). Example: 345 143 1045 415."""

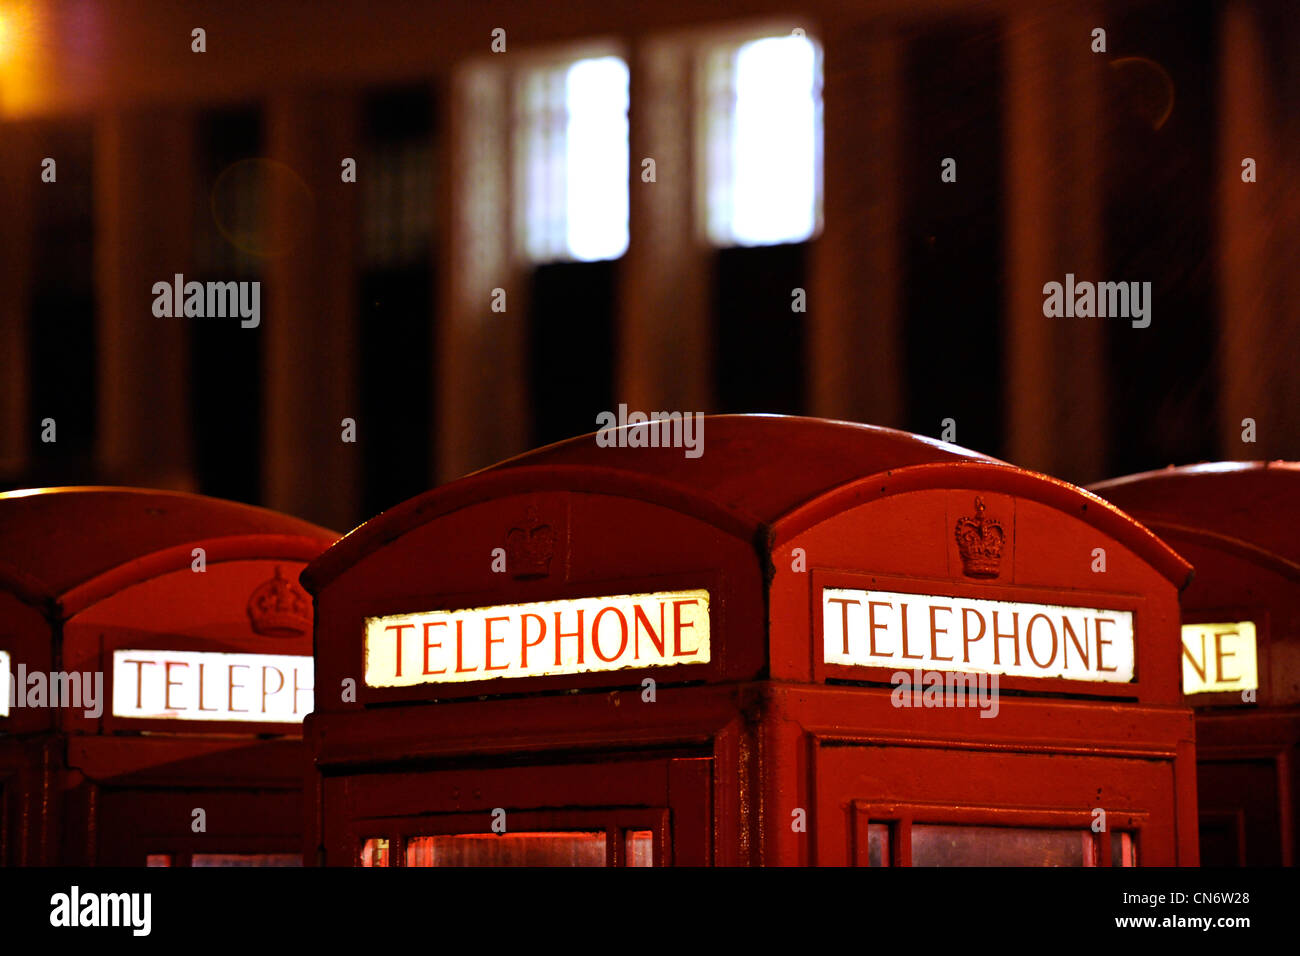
436 61 530 482
617 37 713 417
1217 1 1299 459
263 91 362 530
1003 6 1106 482
0 122 36 477
808 23 905 428
94 109 196 489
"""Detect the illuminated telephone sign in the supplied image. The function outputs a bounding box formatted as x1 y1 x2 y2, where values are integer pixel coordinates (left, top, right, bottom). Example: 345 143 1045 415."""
0 650 9 717
364 589 711 688
823 588 1136 683
1180 621 1258 696
112 650 314 723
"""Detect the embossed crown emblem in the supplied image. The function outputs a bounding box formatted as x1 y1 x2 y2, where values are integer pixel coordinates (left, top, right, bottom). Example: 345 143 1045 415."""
954 496 1005 579
506 507 556 579
246 566 312 637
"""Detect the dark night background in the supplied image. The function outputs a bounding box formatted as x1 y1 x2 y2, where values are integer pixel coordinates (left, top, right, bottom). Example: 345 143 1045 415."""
0 0 1296 534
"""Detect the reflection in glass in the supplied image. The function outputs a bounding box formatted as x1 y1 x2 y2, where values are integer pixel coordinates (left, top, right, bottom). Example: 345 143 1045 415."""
867 823 891 867
406 831 607 867
626 829 654 867
1112 830 1138 867
911 824 1089 867
190 853 303 867
360 837 390 867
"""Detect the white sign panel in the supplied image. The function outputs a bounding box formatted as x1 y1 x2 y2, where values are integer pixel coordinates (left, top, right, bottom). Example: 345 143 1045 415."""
365 589 711 688
1181 621 1258 695
112 650 313 723
824 588 1135 683
0 651 9 718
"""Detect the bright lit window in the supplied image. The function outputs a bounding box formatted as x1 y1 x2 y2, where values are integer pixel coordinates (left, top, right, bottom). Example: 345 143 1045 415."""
517 55 629 263
702 33 822 246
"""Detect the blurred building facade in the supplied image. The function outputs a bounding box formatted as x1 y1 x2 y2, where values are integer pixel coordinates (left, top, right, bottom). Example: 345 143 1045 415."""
0 0 1296 532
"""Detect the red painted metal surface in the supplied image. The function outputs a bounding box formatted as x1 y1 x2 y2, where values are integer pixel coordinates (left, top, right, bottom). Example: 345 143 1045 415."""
0 487 336 865
1091 462 1300 865
306 415 1199 867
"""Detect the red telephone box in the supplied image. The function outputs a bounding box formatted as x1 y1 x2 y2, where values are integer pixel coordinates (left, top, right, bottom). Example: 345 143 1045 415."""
304 415 1199 866
0 487 336 866
1091 462 1300 866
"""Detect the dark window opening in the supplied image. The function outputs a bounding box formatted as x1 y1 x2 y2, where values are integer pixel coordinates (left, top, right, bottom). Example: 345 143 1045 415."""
357 84 436 515
190 106 263 504
714 243 807 415
900 23 1005 456
1102 8 1217 475
28 121 96 473
528 259 618 446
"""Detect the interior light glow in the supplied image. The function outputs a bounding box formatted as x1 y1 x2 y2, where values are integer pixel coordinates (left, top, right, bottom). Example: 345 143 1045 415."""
708 34 822 247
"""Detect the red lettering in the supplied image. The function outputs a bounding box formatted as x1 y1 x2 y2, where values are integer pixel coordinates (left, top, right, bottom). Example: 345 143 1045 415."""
868 601 893 657
672 600 700 657
929 605 953 662
292 666 311 714
1213 630 1239 683
961 608 986 664
228 664 249 712
828 596 861 655
900 603 923 660
1182 632 1207 683
423 621 447 674
164 661 188 711
120 658 152 712
484 616 510 671
197 662 217 712
554 609 585 666
261 665 285 713
991 611 1021 667
633 603 666 659
1025 614 1058 669
123 659 155 709
1062 617 1089 671
454 619 477 673
385 623 414 678
1095 617 1117 673
520 613 546 668
592 607 629 662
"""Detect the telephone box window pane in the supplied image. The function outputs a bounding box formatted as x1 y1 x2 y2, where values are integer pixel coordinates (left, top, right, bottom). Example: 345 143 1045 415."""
360 838 391 867
867 824 891 867
190 853 303 867
517 55 629 263
145 854 172 868
702 34 822 246
1112 831 1138 868
911 825 1088 867
405 832 608 867
626 830 654 867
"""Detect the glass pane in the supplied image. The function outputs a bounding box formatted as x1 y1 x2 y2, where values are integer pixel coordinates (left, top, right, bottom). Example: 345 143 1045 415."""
190 853 302 867
517 56 629 262
360 838 390 867
911 824 1089 867
145 854 171 867
626 830 654 867
1112 831 1138 867
867 823 891 867
703 34 823 246
405 832 607 867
